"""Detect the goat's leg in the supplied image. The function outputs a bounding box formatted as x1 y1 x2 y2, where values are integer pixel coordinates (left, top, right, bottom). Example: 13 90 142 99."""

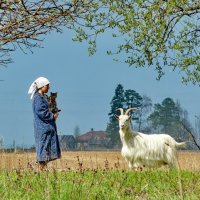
128 161 139 170
128 161 133 169
165 147 178 168
168 157 178 168
167 153 177 168
132 162 144 171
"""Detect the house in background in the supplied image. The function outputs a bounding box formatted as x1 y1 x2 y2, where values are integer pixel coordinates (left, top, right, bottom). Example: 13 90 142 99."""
76 128 110 150
58 135 76 150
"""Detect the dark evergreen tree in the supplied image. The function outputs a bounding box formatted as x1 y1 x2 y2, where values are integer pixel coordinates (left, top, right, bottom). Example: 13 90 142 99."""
73 125 81 139
124 89 142 108
148 98 181 136
106 84 143 147
124 89 143 122
108 84 125 117
106 84 125 147
137 95 153 132
177 102 199 149
195 116 200 144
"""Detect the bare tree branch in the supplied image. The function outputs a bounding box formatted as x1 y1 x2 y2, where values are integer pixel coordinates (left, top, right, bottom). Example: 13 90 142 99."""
181 121 200 150
0 0 96 65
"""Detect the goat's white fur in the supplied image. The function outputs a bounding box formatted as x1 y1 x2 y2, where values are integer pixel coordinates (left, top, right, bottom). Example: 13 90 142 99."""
116 108 186 169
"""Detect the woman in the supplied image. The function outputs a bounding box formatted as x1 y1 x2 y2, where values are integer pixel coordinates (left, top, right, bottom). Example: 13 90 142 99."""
28 77 61 170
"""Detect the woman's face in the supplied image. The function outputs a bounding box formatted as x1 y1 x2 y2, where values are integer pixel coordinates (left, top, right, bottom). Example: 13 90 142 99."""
40 84 50 94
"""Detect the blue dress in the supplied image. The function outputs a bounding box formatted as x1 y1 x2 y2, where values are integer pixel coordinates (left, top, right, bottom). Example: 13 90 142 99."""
32 92 61 162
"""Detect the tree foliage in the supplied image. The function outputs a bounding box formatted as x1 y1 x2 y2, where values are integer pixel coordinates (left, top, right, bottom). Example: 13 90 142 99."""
147 97 195 142
195 115 200 143
124 89 143 110
148 97 181 134
106 87 197 149
106 84 124 146
1 1 199 84
73 125 81 138
147 98 198 149
108 84 125 118
72 0 200 84
106 84 143 147
137 94 153 132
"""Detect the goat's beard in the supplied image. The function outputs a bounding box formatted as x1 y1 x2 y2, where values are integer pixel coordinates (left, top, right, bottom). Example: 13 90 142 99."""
120 125 128 131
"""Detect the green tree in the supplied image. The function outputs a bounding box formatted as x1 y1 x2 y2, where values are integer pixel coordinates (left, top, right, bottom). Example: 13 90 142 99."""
106 84 125 147
73 125 81 139
177 102 199 149
137 94 153 132
3 1 199 84
195 116 200 143
72 0 200 84
124 89 142 109
106 84 143 147
108 84 125 117
124 89 143 122
148 97 181 136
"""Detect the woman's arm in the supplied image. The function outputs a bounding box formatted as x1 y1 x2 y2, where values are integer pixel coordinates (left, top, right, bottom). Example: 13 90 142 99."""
34 95 54 122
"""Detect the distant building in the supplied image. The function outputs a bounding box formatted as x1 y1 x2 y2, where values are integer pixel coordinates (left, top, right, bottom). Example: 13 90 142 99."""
76 128 110 150
58 135 76 150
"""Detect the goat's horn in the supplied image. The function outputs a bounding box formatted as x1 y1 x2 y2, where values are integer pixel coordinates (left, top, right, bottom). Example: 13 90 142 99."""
125 108 138 115
116 108 124 115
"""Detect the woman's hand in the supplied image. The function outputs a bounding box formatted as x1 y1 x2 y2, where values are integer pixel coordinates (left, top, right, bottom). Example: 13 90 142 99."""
53 112 59 120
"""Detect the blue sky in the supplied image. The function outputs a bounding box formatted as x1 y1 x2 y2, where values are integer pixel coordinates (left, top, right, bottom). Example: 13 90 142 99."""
0 30 199 147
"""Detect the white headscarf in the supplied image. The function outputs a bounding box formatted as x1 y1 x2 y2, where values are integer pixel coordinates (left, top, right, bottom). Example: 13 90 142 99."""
28 77 50 99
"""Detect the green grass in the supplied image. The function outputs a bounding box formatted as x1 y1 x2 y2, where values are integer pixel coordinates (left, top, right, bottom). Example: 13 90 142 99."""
0 169 200 200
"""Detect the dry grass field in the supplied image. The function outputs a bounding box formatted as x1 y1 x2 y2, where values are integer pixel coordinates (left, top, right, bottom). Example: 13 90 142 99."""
0 150 200 171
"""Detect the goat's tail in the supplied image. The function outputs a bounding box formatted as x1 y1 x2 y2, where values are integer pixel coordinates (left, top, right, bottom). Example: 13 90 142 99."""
175 141 187 149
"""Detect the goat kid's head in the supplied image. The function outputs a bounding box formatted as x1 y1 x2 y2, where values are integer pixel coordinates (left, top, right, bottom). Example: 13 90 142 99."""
115 108 137 130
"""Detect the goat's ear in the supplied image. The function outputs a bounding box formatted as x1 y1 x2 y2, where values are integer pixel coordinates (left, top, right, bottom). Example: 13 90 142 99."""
128 115 132 120
116 108 124 115
114 115 119 120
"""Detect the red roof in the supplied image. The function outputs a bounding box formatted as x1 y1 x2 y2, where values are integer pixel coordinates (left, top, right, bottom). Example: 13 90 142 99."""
77 130 107 142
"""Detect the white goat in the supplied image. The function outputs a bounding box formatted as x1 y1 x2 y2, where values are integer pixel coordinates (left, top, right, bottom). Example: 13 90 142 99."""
116 108 186 169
